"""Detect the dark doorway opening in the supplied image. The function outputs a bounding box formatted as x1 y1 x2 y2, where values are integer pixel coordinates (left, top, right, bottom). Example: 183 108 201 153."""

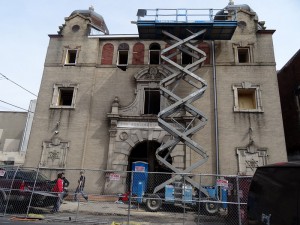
144 88 160 115
127 141 172 193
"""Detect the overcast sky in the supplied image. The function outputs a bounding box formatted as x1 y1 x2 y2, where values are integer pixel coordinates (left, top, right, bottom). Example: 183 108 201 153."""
0 0 299 112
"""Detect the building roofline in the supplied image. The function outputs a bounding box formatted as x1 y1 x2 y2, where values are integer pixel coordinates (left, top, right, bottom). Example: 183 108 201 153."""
256 29 276 34
278 49 300 73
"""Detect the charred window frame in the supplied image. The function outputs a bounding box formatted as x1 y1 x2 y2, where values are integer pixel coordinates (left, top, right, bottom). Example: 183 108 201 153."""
149 43 161 65
50 84 78 109
237 48 250 63
143 88 160 115
117 43 129 71
181 51 194 65
233 82 263 112
65 49 78 66
233 44 253 64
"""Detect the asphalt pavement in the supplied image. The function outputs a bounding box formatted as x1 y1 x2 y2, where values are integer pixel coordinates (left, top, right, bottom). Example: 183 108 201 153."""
0 200 229 225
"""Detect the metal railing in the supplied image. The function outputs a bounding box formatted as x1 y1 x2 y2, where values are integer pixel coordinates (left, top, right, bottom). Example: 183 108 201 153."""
137 8 237 22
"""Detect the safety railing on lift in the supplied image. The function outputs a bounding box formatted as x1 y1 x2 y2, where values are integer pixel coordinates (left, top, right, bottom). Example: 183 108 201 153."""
136 8 237 22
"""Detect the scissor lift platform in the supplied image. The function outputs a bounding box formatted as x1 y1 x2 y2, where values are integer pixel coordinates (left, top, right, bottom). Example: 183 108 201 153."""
137 8 237 40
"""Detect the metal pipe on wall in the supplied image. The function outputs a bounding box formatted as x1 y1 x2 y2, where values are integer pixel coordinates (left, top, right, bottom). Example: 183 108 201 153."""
212 40 220 175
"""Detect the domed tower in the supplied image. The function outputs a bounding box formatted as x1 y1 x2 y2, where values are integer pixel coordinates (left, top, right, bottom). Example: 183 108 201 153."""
214 1 266 31
58 6 109 35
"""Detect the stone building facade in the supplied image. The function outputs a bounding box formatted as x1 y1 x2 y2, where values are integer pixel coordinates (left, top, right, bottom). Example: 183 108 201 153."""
24 4 287 194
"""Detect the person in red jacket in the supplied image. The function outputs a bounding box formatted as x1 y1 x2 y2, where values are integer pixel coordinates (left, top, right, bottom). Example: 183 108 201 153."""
51 173 64 213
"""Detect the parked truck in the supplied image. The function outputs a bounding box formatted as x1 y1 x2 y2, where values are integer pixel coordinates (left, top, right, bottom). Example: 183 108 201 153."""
0 167 56 211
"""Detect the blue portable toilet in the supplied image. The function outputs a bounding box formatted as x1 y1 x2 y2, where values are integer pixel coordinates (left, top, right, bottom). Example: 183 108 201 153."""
132 161 148 202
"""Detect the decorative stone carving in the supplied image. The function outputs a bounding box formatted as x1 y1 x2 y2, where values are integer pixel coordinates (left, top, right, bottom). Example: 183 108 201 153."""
149 67 158 76
236 146 268 175
51 137 61 146
119 132 129 141
40 139 69 168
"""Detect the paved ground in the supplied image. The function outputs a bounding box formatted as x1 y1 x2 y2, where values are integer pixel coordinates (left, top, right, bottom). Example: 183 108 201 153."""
42 200 229 225
1 199 232 224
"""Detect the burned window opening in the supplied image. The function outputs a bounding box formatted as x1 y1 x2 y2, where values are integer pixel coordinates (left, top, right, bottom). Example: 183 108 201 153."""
149 43 161 65
182 52 193 65
117 50 129 65
58 88 74 106
117 43 129 71
65 49 77 65
238 48 250 63
144 88 160 115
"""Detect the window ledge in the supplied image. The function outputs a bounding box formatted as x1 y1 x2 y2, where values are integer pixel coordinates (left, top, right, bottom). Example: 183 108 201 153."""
234 108 264 113
50 106 75 109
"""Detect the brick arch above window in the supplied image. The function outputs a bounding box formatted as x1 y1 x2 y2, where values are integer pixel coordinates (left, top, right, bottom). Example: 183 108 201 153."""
118 43 129 50
163 43 177 64
101 43 114 65
132 42 145 65
198 42 210 65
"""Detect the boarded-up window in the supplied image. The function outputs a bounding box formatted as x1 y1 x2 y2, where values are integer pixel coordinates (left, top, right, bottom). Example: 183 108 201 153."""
163 43 177 65
101 43 114 65
198 42 210 65
233 82 263 112
132 43 145 65
238 89 256 109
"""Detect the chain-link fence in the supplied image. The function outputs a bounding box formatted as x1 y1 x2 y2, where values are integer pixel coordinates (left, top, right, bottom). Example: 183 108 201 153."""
0 166 252 225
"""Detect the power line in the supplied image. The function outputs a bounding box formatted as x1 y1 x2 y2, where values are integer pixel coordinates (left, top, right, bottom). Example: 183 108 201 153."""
0 72 38 97
0 99 34 113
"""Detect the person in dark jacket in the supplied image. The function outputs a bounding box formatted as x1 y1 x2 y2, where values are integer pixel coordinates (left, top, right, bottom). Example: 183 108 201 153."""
51 173 63 213
74 170 88 201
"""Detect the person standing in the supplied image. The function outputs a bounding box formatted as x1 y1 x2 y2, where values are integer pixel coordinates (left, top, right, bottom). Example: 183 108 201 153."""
74 170 88 201
51 173 63 213
61 172 70 199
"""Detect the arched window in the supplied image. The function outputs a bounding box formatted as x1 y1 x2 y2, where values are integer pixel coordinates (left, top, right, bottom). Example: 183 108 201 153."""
117 43 129 71
132 43 145 65
149 43 161 65
101 43 114 65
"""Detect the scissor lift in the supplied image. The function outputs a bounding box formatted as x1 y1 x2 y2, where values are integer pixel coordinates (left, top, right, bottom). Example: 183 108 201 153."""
136 8 237 211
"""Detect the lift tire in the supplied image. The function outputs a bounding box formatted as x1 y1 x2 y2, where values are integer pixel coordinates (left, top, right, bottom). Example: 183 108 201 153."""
145 194 162 212
204 199 219 215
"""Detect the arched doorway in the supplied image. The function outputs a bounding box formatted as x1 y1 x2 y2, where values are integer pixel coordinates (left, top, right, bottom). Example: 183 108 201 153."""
127 141 172 193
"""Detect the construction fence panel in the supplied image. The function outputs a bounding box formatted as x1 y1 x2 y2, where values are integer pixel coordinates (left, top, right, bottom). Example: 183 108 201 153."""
0 166 252 225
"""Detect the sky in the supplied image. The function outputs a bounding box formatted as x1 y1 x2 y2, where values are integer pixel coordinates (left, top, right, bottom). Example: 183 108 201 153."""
0 0 299 112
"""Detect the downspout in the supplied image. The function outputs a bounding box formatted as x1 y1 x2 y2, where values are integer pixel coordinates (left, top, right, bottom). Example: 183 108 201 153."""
212 40 220 175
